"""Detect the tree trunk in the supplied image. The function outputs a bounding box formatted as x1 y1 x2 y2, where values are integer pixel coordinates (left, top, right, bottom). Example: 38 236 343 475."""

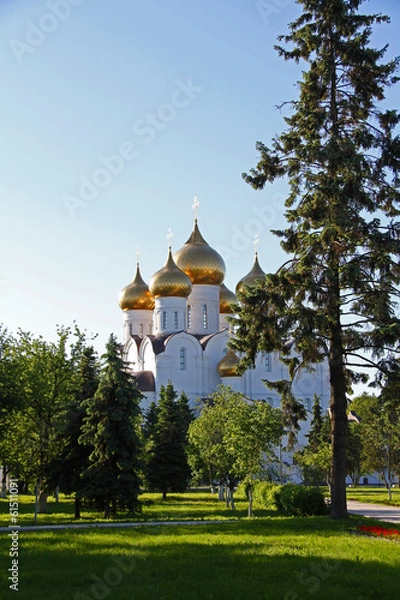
329 323 348 519
74 495 81 520
1 468 8 499
54 486 60 503
38 489 49 514
248 485 253 518
162 491 167 500
218 484 225 502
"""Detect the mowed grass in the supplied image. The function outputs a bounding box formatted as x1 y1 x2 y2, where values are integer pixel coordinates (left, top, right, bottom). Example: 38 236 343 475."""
346 486 400 507
1 491 400 599
0 491 258 527
1 516 400 600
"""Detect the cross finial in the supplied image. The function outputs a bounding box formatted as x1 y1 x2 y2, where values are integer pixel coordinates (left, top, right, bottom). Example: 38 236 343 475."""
136 246 140 265
192 196 200 220
167 228 173 248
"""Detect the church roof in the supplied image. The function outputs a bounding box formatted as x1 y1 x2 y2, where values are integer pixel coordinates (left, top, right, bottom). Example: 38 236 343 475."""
133 370 156 392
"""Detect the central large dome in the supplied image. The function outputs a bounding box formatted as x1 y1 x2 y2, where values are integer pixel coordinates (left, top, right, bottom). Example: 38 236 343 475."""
174 220 226 285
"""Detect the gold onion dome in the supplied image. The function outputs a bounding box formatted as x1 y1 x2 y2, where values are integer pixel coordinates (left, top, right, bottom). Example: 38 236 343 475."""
149 247 193 298
217 349 241 378
220 283 237 314
174 219 226 285
119 264 155 311
236 253 266 294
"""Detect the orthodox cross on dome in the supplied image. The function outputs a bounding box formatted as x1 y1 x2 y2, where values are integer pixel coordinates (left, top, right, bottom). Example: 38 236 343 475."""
167 228 174 248
192 196 200 220
136 246 140 265
253 234 260 255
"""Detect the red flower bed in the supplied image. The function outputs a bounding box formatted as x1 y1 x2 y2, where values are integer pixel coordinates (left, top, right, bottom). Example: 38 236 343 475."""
357 524 400 540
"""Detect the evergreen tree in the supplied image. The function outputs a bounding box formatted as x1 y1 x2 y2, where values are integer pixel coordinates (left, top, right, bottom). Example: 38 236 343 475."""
232 0 400 518
307 395 324 453
53 346 100 518
80 335 143 517
146 382 192 499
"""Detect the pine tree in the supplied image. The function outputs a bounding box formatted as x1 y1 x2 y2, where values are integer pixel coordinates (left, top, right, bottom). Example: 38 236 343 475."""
54 346 99 519
146 382 192 499
80 335 143 517
307 395 324 453
233 0 400 518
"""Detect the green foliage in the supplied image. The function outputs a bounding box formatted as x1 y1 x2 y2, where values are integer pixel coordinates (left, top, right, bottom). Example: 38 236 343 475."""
233 0 400 518
251 480 280 510
146 382 193 498
80 334 143 517
274 484 328 517
189 385 283 514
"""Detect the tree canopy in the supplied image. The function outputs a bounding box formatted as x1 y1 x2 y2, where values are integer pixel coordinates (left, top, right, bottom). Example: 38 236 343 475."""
232 0 400 518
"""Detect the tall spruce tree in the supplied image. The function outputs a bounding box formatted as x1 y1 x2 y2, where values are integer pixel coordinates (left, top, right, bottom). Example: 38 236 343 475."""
53 345 99 519
146 382 192 499
233 0 400 517
80 335 143 517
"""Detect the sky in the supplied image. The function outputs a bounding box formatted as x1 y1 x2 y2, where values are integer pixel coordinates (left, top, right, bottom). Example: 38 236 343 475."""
1 0 400 355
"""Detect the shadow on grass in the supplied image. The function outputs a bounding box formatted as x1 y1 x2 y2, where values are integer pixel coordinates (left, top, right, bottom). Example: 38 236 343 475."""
0 520 398 600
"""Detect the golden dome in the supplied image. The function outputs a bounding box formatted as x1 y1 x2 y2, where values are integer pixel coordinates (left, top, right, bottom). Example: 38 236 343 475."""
174 220 226 285
119 264 155 311
220 283 237 314
217 349 241 378
236 253 266 294
149 247 193 298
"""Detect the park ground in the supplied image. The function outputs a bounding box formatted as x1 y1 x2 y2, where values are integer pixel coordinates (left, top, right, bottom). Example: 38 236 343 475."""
1 488 400 600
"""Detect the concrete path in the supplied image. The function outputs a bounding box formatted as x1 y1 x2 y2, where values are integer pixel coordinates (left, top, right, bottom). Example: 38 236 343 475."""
347 500 400 524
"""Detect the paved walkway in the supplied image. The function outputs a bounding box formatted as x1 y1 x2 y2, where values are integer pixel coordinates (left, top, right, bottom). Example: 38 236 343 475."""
347 500 400 524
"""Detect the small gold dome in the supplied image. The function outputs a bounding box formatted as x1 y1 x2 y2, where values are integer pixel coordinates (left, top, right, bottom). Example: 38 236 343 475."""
174 220 226 285
119 264 155 311
220 283 237 314
217 349 241 378
149 247 193 298
236 253 266 294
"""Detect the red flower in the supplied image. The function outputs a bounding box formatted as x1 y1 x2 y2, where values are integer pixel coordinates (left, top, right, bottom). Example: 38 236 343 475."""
357 524 400 538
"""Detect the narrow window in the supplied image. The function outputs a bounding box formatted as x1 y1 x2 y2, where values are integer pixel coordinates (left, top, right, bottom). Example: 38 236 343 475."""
174 311 178 329
265 353 271 372
140 323 143 338
187 305 192 329
305 397 311 412
162 311 167 329
129 323 133 336
203 304 208 329
179 347 186 371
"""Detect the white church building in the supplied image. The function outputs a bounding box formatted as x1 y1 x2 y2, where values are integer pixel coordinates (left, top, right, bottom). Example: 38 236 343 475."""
118 213 330 448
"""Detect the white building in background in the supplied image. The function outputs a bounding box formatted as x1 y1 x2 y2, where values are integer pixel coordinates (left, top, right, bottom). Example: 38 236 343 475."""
118 212 330 449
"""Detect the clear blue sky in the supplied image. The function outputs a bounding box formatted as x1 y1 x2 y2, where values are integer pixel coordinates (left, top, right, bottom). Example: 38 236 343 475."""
1 0 399 354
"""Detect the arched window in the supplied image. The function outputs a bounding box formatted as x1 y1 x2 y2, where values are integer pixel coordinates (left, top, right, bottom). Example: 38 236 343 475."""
174 311 178 329
265 353 271 372
162 311 167 329
187 305 192 329
305 397 311 411
140 323 143 338
179 347 186 371
203 304 208 329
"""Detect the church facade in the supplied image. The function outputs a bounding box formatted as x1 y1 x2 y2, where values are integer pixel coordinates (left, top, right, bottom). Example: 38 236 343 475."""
118 215 330 446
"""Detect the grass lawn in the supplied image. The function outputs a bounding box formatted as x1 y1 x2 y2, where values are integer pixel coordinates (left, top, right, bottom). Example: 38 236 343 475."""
346 486 400 507
1 491 400 599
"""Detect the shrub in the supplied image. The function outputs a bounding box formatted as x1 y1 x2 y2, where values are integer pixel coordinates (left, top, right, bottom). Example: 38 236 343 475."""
236 480 280 509
274 484 328 516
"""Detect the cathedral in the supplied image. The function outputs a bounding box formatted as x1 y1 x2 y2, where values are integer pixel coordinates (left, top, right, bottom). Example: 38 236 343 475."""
118 209 330 442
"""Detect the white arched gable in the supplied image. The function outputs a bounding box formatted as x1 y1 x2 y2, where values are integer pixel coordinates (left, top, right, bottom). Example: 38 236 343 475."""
140 337 156 374
124 337 139 370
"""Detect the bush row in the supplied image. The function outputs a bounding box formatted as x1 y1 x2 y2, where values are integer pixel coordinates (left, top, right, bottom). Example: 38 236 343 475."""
240 481 328 516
